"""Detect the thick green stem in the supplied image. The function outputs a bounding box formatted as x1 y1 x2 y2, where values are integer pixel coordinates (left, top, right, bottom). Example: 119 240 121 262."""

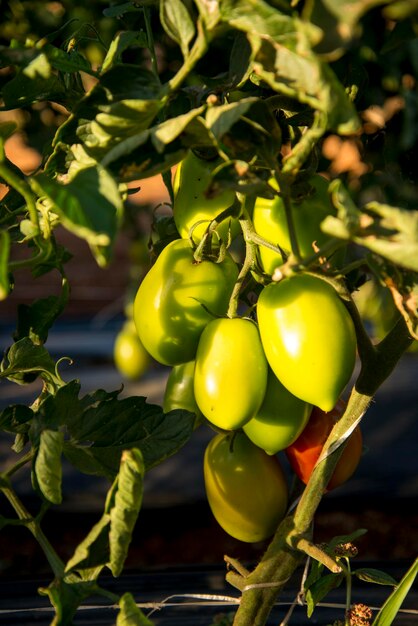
1 481 65 578
227 209 258 318
232 317 414 626
166 21 209 93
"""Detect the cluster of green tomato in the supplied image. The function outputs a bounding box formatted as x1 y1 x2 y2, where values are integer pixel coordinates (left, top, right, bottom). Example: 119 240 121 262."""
131 152 362 544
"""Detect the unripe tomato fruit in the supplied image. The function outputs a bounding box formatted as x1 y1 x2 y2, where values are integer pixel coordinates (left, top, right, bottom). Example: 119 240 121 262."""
194 317 268 430
173 151 239 242
113 320 150 380
253 174 342 273
133 239 238 366
204 432 288 543
163 360 203 426
257 273 356 412
243 368 312 455
285 400 363 490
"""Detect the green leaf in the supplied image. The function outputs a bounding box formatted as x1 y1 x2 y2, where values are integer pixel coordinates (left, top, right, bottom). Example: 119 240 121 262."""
117 592 154 626
39 578 99 626
206 97 282 162
0 230 10 300
101 31 148 74
322 194 418 272
359 202 418 272
44 43 95 76
354 568 398 586
110 448 145 576
194 0 221 30
65 393 195 478
372 557 418 626
0 337 61 387
0 404 33 434
34 429 64 504
102 105 210 180
1 52 66 109
103 2 145 18
220 0 359 135
14 278 70 345
160 0 196 59
65 513 111 574
305 572 345 617
31 163 123 268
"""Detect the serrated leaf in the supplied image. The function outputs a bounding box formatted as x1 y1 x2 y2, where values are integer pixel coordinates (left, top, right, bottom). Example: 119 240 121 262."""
34 381 82 432
65 394 195 478
322 198 418 272
103 2 144 18
354 568 398 586
101 105 210 179
0 404 34 434
372 557 418 626
31 164 123 268
0 337 61 388
14 278 70 344
1 52 66 109
117 592 154 625
220 0 359 134
109 448 145 576
65 513 111 574
39 578 99 626
327 529 368 552
34 429 64 504
0 230 10 300
160 0 196 59
44 44 95 76
306 572 345 617
101 32 148 74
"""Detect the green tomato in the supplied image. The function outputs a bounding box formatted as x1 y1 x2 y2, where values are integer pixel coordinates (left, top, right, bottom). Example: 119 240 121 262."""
257 274 357 412
173 151 239 242
204 432 288 543
194 317 268 430
163 360 203 425
243 368 312 454
253 175 342 273
113 320 150 381
133 239 238 366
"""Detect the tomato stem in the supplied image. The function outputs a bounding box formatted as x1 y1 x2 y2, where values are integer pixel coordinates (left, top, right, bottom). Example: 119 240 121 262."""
227 205 258 318
1 480 66 579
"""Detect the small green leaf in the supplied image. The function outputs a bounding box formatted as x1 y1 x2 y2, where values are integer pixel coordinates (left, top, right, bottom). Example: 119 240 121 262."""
354 568 398 586
101 31 148 74
109 448 145 576
31 164 123 268
306 572 345 617
117 592 154 625
14 277 70 345
0 404 33 434
39 578 99 626
0 337 61 387
160 0 196 59
65 513 111 574
372 557 418 626
34 429 64 504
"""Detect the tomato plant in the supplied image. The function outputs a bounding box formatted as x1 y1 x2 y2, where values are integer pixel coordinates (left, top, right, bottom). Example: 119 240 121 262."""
172 150 240 242
194 317 268 430
243 367 312 455
133 238 238 365
285 400 363 491
257 273 357 412
0 1 417 625
203 431 288 543
113 319 150 381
